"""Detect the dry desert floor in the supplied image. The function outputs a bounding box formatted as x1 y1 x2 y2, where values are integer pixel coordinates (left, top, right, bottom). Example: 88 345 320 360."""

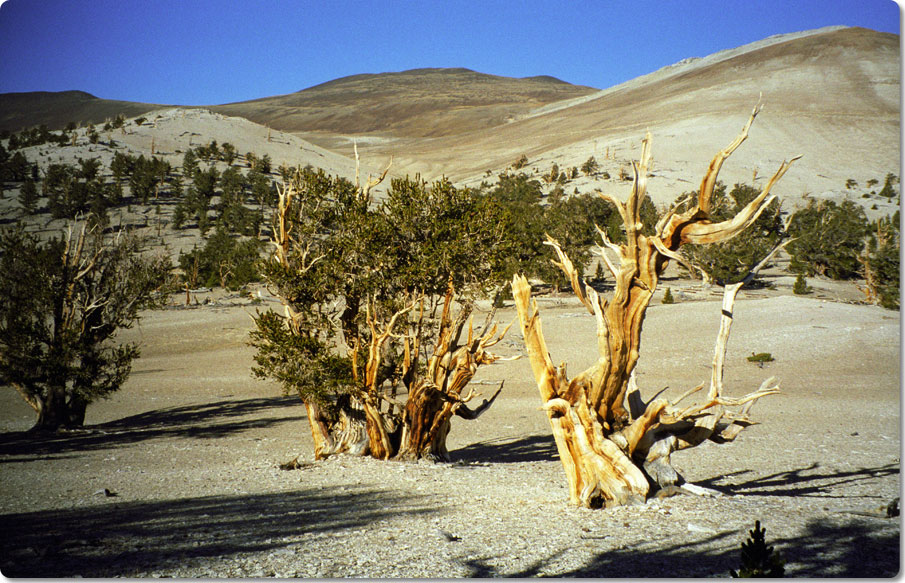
0 276 900 578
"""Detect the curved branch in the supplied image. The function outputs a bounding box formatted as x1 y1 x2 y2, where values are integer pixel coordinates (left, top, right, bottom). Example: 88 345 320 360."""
455 382 504 420
698 100 762 215
679 156 800 246
545 234 594 314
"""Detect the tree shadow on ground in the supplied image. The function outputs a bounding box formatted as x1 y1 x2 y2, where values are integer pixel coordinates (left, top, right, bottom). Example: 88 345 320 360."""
0 485 437 578
695 461 900 499
451 434 559 464
457 516 899 577
0 396 303 462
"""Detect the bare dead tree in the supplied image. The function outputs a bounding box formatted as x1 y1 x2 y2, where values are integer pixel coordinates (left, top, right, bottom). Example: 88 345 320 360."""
511 104 800 507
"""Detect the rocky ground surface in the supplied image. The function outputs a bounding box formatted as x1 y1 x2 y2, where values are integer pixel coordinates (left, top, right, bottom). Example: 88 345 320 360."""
0 277 899 578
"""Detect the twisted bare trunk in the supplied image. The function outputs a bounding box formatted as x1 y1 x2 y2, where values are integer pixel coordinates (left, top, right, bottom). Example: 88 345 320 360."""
512 104 797 507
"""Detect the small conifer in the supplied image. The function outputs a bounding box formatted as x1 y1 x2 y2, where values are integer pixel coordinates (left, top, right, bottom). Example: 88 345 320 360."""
792 273 812 295
662 287 675 304
730 521 785 578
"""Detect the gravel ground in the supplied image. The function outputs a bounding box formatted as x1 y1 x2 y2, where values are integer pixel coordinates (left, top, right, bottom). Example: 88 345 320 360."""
0 282 899 578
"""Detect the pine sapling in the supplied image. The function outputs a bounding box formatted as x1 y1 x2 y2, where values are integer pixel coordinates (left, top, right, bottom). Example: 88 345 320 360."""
730 520 785 578
662 287 675 304
792 273 812 295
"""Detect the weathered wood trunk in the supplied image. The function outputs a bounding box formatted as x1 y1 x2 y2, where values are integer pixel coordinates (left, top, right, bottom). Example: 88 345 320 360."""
512 105 797 507
303 399 371 460
33 385 67 430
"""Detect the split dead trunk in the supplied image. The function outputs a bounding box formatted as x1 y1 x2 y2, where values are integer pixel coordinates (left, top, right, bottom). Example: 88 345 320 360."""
512 104 798 507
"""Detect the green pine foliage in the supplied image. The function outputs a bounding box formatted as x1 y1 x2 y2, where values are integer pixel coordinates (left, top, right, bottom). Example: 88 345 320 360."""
861 210 900 310
5 124 69 150
217 166 258 235
877 173 898 199
792 273 812 295
662 287 675 304
484 173 547 281
787 199 870 280
730 521 785 578
178 227 263 290
251 169 512 408
0 226 172 429
18 177 39 213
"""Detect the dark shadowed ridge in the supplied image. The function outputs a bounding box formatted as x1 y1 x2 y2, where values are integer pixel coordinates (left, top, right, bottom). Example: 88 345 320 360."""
0 91 166 133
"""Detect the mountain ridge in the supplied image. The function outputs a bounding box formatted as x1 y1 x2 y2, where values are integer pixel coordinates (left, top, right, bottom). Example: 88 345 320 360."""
0 26 898 208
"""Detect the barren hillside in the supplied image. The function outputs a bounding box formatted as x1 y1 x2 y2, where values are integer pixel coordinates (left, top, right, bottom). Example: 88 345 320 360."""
350 27 899 209
0 91 165 133
0 26 899 210
0 25 900 579
211 68 598 138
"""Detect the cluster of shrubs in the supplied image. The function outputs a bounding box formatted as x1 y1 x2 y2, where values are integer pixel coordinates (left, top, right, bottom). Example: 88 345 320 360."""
0 124 283 292
676 182 899 309
0 121 899 309
1 124 71 150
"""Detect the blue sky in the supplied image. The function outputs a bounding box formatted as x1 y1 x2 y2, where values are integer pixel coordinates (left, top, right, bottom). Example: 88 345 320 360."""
0 0 899 105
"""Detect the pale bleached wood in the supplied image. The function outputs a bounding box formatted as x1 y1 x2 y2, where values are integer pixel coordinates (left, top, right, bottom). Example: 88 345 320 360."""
511 106 794 506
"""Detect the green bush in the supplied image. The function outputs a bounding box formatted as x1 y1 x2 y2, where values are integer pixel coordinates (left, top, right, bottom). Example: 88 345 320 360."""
730 521 785 578
861 212 900 310
662 287 675 304
787 199 869 280
747 352 774 364
792 273 812 295
878 173 898 199
178 227 263 290
0 226 171 429
18 177 39 213
251 169 512 407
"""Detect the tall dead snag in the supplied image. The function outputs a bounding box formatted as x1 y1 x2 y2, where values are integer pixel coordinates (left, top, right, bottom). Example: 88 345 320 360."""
512 104 800 507
254 163 510 463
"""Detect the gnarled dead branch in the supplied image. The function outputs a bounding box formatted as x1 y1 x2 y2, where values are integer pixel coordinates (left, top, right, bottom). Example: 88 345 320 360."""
512 106 798 507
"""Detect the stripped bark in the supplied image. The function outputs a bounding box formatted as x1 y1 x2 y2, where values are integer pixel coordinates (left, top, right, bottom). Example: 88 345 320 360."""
512 105 798 507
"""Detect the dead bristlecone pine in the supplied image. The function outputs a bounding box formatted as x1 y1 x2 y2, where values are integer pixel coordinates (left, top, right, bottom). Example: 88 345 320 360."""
512 103 799 508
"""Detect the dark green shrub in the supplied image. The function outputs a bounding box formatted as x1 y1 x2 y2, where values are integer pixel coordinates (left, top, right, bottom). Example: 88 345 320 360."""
730 521 785 578
747 352 774 364
787 199 869 279
252 168 512 409
18 177 39 213
542 192 622 289
792 273 812 295
0 226 171 429
861 212 900 310
662 287 675 304
878 173 898 199
178 227 263 290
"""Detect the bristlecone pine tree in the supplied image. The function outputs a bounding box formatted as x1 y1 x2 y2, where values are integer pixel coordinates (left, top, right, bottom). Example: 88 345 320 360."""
252 152 513 463
511 104 800 507
0 224 171 429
